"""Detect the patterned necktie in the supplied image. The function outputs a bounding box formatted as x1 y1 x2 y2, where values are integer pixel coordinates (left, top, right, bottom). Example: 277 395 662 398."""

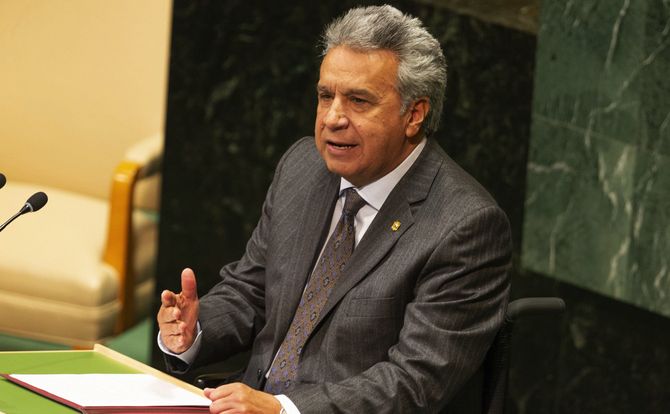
264 188 367 394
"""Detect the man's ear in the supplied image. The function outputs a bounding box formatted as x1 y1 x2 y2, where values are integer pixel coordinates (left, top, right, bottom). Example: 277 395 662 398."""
405 98 430 138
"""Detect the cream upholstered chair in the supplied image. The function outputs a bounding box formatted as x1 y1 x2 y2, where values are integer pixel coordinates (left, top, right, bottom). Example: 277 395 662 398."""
0 134 162 347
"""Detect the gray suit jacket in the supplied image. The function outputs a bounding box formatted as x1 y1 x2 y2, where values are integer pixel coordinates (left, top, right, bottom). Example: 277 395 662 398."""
186 137 511 413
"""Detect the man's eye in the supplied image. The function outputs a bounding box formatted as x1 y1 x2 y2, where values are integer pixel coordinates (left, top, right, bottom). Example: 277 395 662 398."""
350 96 367 104
318 93 333 101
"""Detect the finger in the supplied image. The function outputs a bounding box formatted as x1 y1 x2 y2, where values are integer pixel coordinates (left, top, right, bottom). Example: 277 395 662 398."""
157 304 178 325
208 398 239 414
181 268 198 301
158 328 184 351
160 329 181 343
161 290 178 307
156 313 179 333
180 320 197 336
161 318 193 336
206 383 239 401
173 307 182 321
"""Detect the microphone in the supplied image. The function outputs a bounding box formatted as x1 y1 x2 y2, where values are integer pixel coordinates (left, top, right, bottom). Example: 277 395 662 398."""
21 191 48 213
0 173 5 189
0 191 48 232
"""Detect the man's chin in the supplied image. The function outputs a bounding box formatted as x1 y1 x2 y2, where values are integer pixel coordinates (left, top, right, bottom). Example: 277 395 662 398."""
325 163 350 177
324 161 355 181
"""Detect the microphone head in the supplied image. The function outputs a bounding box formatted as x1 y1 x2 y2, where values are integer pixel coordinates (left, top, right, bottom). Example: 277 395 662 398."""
26 191 48 212
0 173 5 189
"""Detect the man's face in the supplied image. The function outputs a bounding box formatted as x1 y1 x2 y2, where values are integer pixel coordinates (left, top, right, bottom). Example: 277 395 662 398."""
315 46 425 187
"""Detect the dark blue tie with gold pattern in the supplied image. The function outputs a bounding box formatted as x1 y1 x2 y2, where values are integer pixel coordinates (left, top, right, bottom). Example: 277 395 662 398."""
264 188 366 394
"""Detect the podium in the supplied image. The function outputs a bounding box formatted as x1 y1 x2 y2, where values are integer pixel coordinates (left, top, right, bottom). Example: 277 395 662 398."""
0 345 204 413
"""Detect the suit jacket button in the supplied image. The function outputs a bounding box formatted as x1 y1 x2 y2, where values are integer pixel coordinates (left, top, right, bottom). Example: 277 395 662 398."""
257 369 263 381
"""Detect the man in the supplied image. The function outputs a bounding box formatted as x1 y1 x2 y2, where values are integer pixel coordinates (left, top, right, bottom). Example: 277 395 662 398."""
158 5 511 414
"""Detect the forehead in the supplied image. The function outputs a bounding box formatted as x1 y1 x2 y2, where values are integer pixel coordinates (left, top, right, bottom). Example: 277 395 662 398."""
318 46 399 92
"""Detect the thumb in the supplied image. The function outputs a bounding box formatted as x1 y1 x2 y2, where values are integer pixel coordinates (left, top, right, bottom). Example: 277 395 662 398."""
181 267 198 301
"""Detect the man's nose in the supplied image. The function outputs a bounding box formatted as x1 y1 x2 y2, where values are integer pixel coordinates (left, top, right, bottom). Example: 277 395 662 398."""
323 99 349 130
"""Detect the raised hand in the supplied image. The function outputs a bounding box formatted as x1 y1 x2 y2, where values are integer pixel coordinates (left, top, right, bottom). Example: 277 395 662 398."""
157 268 200 354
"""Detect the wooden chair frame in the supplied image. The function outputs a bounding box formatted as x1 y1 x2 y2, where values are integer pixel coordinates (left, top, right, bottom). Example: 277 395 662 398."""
103 137 162 333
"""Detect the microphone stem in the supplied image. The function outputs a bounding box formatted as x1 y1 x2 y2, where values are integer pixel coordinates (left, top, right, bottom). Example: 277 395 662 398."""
0 210 24 232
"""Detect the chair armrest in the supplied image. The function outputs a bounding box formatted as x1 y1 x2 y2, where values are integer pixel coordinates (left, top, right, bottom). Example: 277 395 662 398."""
194 371 245 389
475 297 566 414
103 133 163 333
123 133 163 178
506 297 566 322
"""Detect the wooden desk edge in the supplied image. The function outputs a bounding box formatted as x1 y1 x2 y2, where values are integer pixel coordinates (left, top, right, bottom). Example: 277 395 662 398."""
93 344 205 396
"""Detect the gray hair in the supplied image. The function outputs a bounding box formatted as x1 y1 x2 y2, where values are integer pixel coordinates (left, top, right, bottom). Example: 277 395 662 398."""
320 5 447 136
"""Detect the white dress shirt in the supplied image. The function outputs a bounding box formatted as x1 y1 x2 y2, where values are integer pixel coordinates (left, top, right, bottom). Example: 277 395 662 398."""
159 139 427 413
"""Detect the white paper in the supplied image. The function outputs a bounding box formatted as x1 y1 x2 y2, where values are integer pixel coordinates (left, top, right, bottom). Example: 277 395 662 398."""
10 373 211 407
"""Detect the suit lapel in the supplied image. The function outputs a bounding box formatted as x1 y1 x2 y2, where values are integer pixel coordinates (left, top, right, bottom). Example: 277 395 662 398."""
315 141 444 328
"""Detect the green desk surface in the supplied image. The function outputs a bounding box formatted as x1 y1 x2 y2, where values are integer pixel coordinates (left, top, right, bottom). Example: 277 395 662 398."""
0 350 140 414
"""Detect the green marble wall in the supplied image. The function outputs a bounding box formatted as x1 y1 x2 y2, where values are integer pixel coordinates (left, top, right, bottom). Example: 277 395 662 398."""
522 0 670 317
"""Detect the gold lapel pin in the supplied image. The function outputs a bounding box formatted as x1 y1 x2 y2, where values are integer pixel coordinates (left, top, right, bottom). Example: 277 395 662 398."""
391 220 401 232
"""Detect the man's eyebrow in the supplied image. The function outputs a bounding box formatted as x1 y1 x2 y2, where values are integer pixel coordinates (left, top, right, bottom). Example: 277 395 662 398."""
346 88 376 99
316 85 377 99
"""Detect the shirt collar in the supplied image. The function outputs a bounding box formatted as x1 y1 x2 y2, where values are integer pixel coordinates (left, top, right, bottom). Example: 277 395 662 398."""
339 138 427 211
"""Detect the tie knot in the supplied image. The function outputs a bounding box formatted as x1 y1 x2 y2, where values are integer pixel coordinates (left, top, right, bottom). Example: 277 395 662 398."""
342 188 366 217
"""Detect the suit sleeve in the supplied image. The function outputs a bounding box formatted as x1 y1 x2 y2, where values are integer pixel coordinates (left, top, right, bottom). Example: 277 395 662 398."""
286 204 512 413
179 140 302 369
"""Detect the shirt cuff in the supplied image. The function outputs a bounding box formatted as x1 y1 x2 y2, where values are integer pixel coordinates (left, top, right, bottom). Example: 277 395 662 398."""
274 394 300 414
157 321 203 364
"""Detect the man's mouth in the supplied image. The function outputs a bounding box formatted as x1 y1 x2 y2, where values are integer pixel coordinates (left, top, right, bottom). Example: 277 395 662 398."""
327 140 357 149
